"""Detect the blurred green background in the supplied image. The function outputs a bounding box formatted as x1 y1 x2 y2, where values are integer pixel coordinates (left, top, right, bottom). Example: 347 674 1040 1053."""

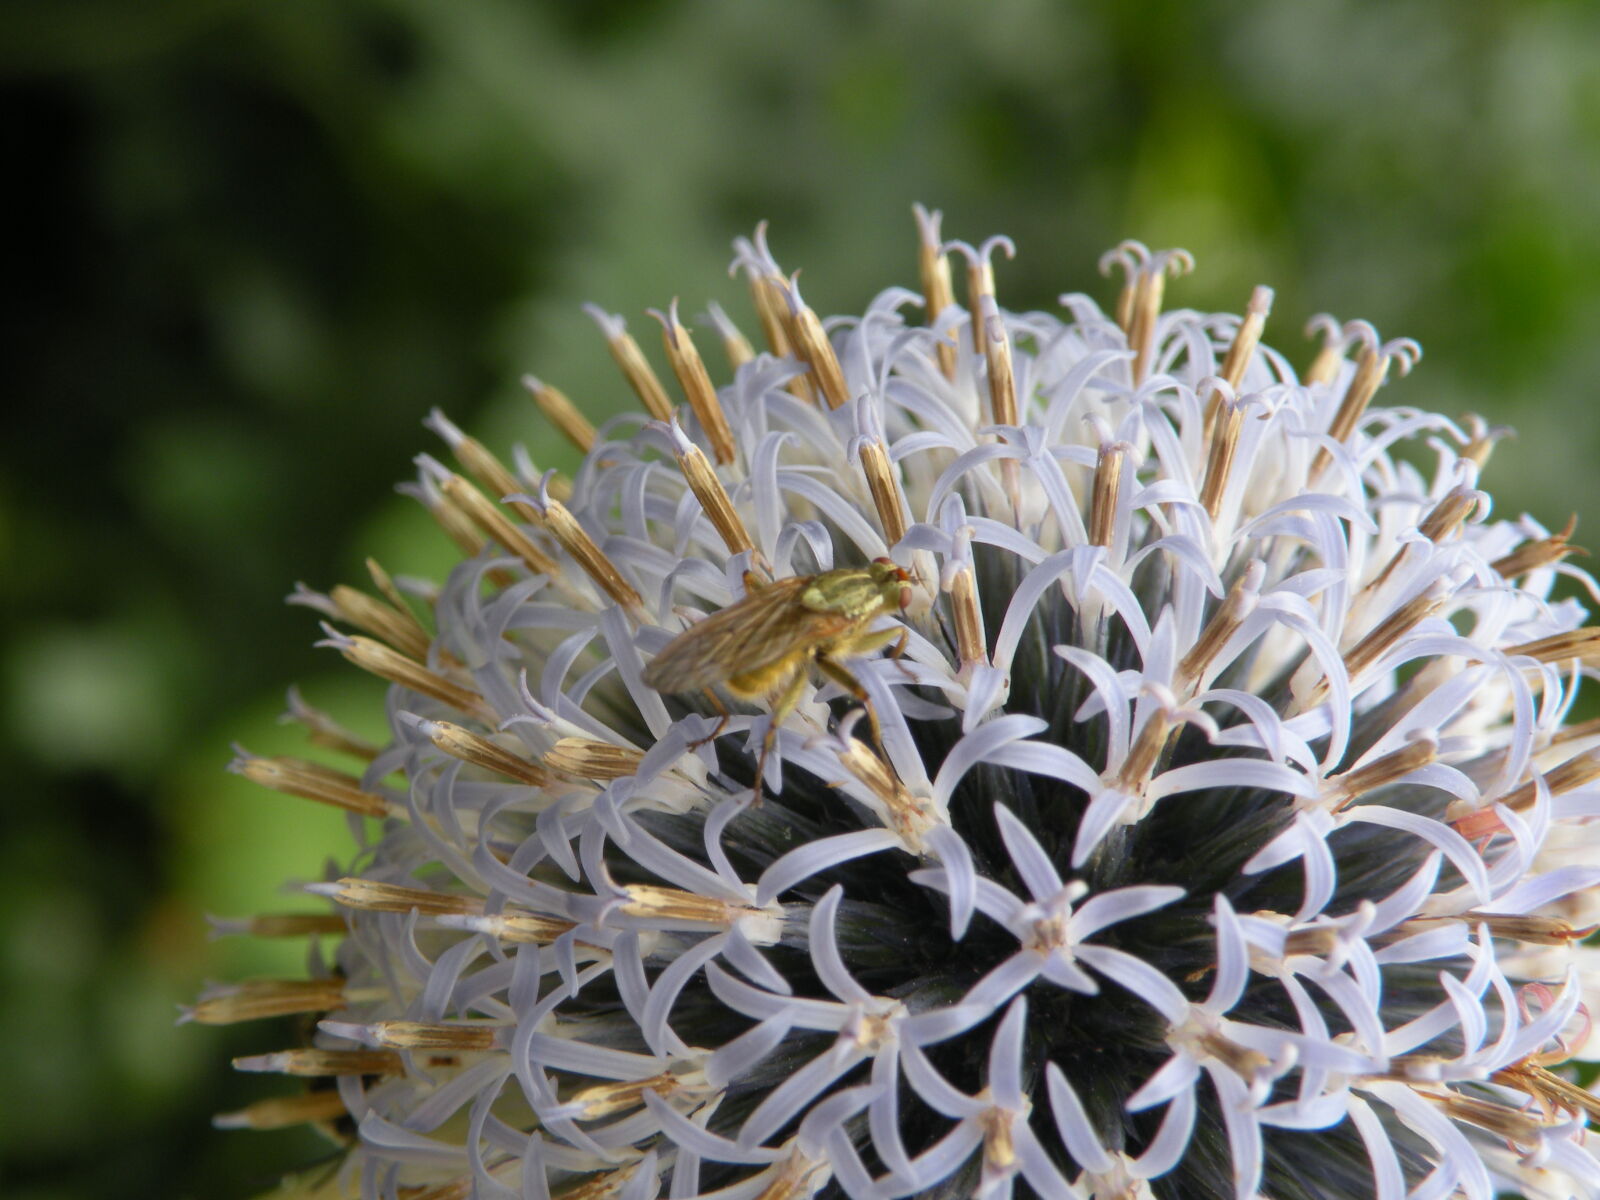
5 1 1600 1196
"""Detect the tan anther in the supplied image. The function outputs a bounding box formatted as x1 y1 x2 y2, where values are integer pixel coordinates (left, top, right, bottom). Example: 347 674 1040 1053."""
320 877 483 916
568 1072 680 1120
950 565 988 670
544 736 645 780
621 885 766 929
979 306 1025 515
1341 583 1450 680
451 911 577 945
1417 486 1481 544
1089 442 1126 549
431 410 530 518
747 266 796 358
743 269 815 406
439 474 561 578
980 1105 1019 1171
785 289 851 410
913 204 958 379
282 686 379 762
655 301 737 465
330 634 494 721
835 734 938 853
1491 1061 1600 1122
858 438 909 547
1282 926 1342 957
365 1020 500 1051
1552 714 1600 746
1493 515 1584 579
1220 287 1273 390
540 499 647 618
418 482 491 559
219 913 348 938
522 374 598 455
1128 253 1193 385
233 1048 402 1077
1506 626 1600 666
1326 737 1437 812
420 719 550 785
1177 562 1263 691
366 557 423 622
706 301 756 371
1202 285 1273 435
231 753 390 818
1356 489 1481 608
982 303 1018 428
1426 1089 1552 1143
330 583 433 662
1115 711 1174 793
1541 750 1600 795
732 244 819 409
212 1089 347 1131
1199 394 1244 522
1101 244 1144 336
1310 344 1391 478
1398 912 1596 947
960 242 1007 355
187 978 347 1025
1303 316 1348 387
1460 416 1511 469
677 442 755 557
1196 1029 1271 1078
589 308 674 423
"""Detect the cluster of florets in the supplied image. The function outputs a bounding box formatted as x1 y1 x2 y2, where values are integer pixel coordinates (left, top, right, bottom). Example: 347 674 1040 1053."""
198 209 1600 1200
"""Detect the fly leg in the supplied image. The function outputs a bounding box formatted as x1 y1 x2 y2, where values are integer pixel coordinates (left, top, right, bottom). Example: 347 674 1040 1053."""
814 655 890 766
750 664 809 803
684 689 730 758
886 626 914 680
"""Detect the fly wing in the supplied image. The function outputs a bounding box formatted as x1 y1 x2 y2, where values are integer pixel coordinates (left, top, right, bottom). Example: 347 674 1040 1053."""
641 578 850 693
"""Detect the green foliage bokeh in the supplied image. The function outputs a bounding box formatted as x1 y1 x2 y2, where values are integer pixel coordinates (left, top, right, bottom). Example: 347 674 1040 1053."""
4 1 1599 1196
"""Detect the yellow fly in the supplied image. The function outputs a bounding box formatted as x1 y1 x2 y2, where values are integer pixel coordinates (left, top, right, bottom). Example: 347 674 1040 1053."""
642 558 913 788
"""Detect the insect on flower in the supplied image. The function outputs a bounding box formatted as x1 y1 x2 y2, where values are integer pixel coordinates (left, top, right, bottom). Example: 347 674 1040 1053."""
642 557 912 787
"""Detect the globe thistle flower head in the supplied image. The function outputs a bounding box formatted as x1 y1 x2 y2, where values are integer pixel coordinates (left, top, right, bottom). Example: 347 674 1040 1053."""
199 207 1600 1200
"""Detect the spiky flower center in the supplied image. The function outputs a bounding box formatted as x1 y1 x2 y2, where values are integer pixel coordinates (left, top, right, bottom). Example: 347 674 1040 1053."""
201 210 1600 1200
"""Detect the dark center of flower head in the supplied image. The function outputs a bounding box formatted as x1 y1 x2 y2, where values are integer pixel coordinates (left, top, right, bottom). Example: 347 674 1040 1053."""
202 212 1600 1200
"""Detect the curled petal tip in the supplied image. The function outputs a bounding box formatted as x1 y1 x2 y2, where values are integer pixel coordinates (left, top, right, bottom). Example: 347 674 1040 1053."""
582 302 626 338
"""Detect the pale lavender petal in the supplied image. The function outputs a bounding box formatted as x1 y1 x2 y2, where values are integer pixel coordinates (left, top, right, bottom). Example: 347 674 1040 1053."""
1071 787 1139 868
1073 884 1185 942
1133 1082 1196 1179
1205 1063 1264 1200
1045 1063 1114 1173
900 1042 983 1119
1127 1051 1201 1112
1343 807 1491 903
987 997 1028 1108
924 824 978 939
808 886 871 1005
1078 944 1189 1023
993 803 1063 901
1206 893 1249 1015
755 828 901 906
